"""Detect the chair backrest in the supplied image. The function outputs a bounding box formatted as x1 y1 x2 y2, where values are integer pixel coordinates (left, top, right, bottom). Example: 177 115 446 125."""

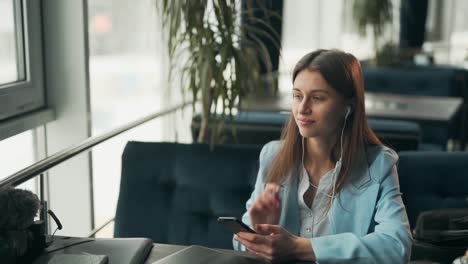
363 66 467 148
398 151 468 230
368 118 420 151
114 142 261 249
192 112 421 151
191 112 288 145
363 66 465 97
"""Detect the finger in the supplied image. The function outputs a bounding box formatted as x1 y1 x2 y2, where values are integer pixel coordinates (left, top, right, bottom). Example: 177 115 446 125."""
271 194 280 209
252 197 269 212
237 231 261 241
264 191 279 204
237 234 277 263
254 224 277 236
271 183 280 193
265 184 280 197
265 183 280 191
252 249 273 263
260 199 276 212
257 195 276 212
251 202 263 211
235 234 272 261
262 190 280 208
257 201 272 213
237 232 273 247
244 245 272 263
255 224 282 235
264 187 281 208
271 185 281 199
270 187 280 201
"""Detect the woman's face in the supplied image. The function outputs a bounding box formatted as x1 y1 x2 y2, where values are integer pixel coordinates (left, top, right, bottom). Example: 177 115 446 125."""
292 70 347 139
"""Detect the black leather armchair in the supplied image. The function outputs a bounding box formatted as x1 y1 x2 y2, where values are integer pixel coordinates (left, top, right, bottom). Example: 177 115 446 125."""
114 142 262 249
398 151 468 229
398 151 468 263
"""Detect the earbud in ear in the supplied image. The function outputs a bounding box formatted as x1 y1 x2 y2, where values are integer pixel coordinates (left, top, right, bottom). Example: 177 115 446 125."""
345 106 351 117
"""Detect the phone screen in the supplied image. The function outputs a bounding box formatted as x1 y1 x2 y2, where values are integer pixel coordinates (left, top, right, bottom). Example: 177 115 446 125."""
217 217 257 234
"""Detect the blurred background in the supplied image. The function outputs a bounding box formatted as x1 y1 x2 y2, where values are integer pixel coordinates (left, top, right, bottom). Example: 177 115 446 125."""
0 0 467 239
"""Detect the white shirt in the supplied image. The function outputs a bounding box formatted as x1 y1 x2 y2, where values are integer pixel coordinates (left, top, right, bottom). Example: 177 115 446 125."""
298 167 333 238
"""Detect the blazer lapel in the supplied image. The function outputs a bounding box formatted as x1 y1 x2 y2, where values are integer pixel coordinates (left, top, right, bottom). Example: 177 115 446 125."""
331 149 379 236
331 184 379 236
279 167 300 235
279 147 381 237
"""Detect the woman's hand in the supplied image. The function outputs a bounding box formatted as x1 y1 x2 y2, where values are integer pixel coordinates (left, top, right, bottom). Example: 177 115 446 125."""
235 224 316 263
249 183 281 229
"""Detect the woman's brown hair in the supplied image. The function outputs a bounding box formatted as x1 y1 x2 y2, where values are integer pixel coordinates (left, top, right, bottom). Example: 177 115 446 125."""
265 49 381 196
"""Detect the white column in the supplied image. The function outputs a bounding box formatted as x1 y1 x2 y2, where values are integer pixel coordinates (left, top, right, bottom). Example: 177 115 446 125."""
42 0 93 237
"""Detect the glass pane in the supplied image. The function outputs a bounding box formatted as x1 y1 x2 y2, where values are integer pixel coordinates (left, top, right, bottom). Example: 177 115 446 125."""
0 130 37 192
88 0 167 236
0 0 23 85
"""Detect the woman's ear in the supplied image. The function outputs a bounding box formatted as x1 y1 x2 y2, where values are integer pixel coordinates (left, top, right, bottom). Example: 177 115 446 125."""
347 99 356 114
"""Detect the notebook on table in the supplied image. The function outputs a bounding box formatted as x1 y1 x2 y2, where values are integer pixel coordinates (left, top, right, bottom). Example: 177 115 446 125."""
34 237 153 264
47 254 108 264
152 245 263 264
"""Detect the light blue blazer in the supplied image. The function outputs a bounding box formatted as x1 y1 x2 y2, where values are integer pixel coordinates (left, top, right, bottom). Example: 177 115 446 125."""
233 140 413 263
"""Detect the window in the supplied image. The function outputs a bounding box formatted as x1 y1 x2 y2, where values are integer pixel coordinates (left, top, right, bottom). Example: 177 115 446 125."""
0 0 45 121
87 0 167 236
0 129 37 192
0 0 24 84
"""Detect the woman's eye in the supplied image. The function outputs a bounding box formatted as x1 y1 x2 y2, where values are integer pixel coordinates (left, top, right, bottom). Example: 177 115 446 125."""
293 94 302 100
312 96 323 101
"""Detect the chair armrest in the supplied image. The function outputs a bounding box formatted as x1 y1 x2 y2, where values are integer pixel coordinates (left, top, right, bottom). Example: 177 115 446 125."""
88 217 115 238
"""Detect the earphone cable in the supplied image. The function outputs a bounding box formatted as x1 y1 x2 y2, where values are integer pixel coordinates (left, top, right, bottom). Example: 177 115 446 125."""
302 137 335 198
301 110 349 233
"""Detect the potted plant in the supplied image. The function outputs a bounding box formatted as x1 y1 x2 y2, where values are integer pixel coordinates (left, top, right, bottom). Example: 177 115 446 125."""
158 0 281 144
352 0 395 66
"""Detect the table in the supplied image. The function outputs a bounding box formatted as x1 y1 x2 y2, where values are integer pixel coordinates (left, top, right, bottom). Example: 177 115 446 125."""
34 237 153 264
242 92 465 149
33 236 313 264
33 237 436 263
145 244 273 263
144 243 186 263
364 92 462 123
242 92 462 123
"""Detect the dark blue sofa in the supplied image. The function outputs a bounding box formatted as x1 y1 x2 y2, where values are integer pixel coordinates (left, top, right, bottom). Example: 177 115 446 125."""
363 66 466 97
114 142 262 249
398 151 468 230
114 142 468 254
192 112 421 151
398 151 468 263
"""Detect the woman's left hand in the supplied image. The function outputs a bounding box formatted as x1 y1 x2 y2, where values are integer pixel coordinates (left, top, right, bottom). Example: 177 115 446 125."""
235 224 315 263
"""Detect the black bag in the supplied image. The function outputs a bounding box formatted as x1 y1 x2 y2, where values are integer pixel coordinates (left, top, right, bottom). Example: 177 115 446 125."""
414 208 468 246
412 208 468 264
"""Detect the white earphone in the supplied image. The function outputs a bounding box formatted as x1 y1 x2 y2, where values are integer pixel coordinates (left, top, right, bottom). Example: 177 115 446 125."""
301 105 351 232
301 105 350 189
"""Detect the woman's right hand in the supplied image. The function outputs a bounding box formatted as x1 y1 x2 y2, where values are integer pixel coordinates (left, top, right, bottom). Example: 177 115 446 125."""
249 183 281 231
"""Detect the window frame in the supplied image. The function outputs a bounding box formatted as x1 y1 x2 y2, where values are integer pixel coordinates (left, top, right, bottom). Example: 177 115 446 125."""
0 0 48 122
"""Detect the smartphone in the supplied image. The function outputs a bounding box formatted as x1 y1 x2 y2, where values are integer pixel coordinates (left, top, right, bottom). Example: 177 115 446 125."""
217 217 257 234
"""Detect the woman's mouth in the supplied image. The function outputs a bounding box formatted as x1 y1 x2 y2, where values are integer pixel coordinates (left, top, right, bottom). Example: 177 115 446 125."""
297 119 315 126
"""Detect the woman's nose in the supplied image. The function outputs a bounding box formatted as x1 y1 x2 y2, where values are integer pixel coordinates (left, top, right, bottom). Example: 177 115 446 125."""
299 99 311 114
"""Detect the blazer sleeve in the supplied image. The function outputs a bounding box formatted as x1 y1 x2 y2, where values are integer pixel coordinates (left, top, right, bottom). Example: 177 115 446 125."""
232 141 279 251
310 149 413 263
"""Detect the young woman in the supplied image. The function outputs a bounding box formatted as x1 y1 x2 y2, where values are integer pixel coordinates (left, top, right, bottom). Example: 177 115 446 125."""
233 49 412 263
